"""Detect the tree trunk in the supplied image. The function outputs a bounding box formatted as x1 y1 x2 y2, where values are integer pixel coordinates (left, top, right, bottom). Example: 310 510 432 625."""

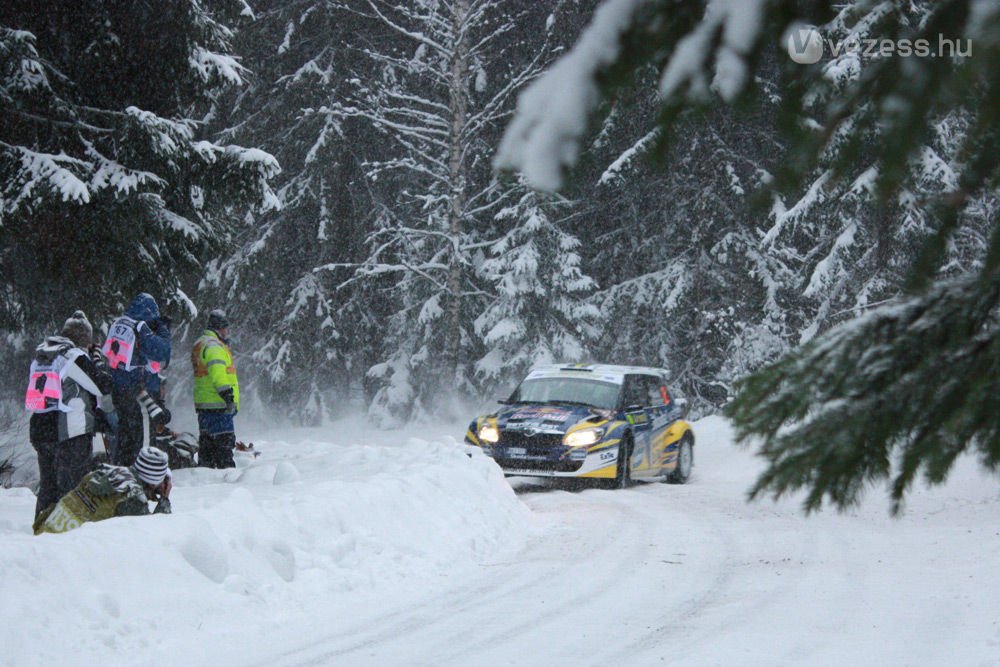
442 0 470 385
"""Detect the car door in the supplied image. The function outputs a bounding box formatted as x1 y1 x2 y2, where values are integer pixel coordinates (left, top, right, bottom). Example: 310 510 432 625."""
641 375 673 474
631 374 667 478
621 375 652 473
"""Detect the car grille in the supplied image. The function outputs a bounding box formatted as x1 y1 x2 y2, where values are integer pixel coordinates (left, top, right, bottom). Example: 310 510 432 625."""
501 432 563 450
494 431 584 473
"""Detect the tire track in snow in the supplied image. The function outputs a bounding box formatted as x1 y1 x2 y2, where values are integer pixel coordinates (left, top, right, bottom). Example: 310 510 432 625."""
260 488 655 666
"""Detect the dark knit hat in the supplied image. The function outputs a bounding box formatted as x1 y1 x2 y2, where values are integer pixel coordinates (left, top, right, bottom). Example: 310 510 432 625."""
207 308 230 330
132 447 169 486
61 310 93 347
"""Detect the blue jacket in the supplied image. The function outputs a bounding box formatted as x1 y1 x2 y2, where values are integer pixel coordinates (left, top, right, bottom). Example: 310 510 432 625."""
110 293 171 393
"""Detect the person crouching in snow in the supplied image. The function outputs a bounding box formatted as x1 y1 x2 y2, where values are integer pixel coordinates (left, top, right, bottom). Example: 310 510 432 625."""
33 447 172 535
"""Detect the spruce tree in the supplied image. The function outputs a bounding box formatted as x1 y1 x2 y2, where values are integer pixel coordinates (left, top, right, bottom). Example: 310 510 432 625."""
200 0 373 421
0 1 278 333
497 0 1000 511
475 185 598 395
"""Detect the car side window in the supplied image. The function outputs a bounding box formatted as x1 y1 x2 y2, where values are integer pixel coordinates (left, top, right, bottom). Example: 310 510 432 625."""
662 376 684 406
642 375 666 406
622 375 646 409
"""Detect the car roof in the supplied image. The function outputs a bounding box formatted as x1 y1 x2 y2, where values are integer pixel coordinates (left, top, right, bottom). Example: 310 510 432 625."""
524 363 669 385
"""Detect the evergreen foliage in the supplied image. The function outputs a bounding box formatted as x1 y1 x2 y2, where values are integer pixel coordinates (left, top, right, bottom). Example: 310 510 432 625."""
498 0 1000 510
3 0 997 515
0 0 278 333
475 185 598 394
211 0 595 423
202 0 373 422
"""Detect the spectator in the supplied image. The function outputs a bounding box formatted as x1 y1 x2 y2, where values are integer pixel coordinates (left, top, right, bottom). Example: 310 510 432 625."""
34 447 172 534
102 293 170 466
191 309 240 468
26 310 114 520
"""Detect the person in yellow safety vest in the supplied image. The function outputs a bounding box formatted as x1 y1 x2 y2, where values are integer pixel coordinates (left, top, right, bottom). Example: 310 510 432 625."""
191 309 240 468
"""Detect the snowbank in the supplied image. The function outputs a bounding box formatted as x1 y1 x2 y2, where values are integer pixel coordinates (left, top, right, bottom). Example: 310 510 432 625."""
0 428 529 666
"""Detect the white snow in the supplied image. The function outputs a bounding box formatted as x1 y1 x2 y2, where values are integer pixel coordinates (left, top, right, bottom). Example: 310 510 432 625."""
189 46 248 86
1 415 998 666
598 128 660 185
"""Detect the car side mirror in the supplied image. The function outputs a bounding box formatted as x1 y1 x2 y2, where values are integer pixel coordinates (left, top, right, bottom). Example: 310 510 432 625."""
497 398 511 405
675 398 689 419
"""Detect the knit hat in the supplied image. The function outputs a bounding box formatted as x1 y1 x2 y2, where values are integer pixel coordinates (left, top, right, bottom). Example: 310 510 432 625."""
207 308 230 330
132 447 170 486
61 310 93 348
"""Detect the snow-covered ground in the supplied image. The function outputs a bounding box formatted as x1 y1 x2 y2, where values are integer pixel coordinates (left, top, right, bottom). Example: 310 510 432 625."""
1 416 998 666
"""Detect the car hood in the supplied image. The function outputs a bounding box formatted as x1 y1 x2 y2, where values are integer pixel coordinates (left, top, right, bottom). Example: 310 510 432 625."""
495 403 608 434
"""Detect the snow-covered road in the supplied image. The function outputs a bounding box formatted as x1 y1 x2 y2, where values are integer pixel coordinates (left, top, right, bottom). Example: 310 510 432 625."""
1 416 998 666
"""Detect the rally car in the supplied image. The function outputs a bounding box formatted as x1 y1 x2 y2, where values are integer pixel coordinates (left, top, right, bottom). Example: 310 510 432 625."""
464 364 694 486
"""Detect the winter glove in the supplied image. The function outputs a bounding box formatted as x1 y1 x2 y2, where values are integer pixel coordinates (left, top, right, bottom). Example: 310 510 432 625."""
219 388 237 415
154 430 173 450
152 316 172 337
153 497 172 514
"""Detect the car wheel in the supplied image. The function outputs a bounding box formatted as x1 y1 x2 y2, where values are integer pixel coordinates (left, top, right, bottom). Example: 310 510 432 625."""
613 435 633 489
667 435 693 484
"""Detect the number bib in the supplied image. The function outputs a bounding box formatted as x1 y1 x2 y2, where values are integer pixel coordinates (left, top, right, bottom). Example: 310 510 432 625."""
25 351 78 413
103 316 139 371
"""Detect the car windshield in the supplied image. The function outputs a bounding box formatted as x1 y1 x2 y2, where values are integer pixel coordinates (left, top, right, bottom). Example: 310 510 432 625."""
509 377 621 410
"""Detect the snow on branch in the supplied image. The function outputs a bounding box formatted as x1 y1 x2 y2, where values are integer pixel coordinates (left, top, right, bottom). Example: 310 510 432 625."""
124 107 196 157
659 0 766 103
189 46 248 86
84 142 165 195
495 0 644 191
2 143 91 209
150 197 208 240
497 0 768 191
0 28 50 95
363 0 450 59
598 128 660 185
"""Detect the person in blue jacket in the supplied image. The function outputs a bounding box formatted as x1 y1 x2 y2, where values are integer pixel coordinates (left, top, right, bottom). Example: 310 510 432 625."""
101 293 171 466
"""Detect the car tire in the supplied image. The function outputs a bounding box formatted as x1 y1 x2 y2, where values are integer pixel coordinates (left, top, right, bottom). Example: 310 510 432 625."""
613 435 633 489
667 434 693 484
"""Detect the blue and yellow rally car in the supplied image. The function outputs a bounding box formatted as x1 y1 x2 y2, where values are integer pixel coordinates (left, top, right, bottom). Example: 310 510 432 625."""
465 364 694 487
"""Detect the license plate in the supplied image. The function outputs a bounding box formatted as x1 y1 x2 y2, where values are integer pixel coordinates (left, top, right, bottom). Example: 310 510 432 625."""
507 447 527 458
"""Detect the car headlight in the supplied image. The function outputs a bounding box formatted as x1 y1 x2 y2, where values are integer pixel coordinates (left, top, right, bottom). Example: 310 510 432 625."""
478 424 500 443
563 427 604 447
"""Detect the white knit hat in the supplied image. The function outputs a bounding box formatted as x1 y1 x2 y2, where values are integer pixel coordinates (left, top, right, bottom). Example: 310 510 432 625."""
132 447 169 485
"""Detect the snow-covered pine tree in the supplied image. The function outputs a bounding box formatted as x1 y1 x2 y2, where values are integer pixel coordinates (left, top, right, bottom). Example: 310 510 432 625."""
0 1 279 333
474 184 598 396
330 0 577 422
200 1 376 422
497 0 1000 511
563 64 790 411
760 2 991 348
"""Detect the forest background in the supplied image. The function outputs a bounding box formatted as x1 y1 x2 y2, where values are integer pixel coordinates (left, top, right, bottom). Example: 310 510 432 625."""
1 0 993 455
